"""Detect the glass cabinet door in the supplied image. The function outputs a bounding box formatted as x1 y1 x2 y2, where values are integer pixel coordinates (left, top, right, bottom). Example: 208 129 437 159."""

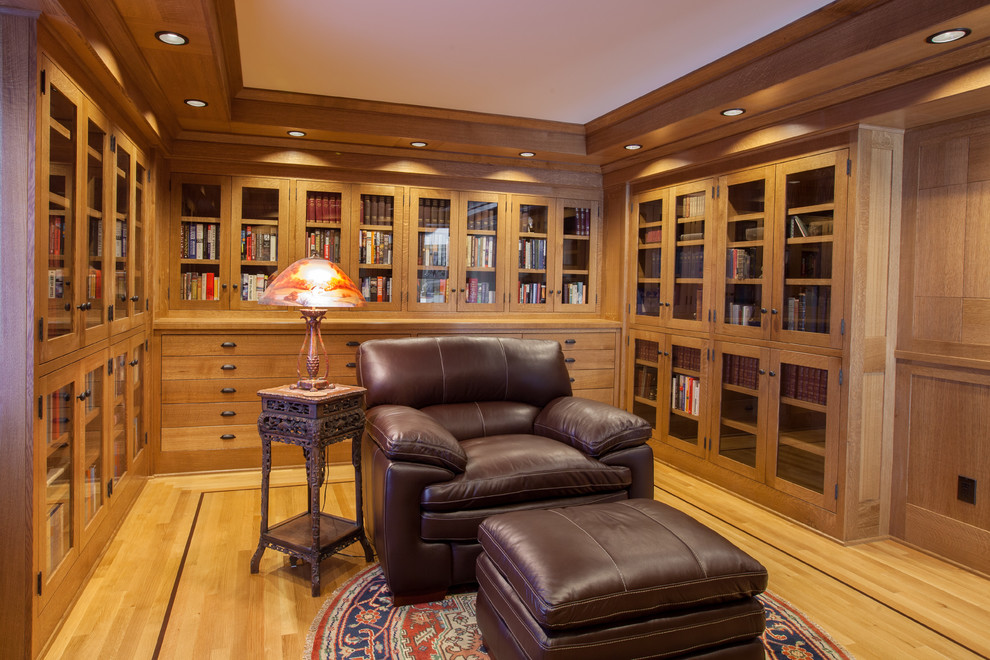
172 175 229 308
660 336 708 457
459 192 505 311
130 338 146 460
767 350 840 510
38 64 82 361
231 177 290 309
131 159 147 320
82 108 109 346
669 181 711 328
352 186 402 308
111 343 128 488
80 356 106 538
557 200 598 310
718 167 774 339
111 138 131 328
773 151 847 348
409 189 454 311
632 192 665 324
627 331 662 438
711 343 769 480
297 180 349 265
510 197 551 312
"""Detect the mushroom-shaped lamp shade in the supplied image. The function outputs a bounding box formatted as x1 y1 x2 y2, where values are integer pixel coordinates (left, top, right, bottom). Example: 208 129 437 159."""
259 258 365 390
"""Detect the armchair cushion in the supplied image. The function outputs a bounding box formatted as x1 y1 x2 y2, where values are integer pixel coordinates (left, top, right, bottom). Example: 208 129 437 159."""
421 434 631 512
534 396 653 458
365 405 467 473
421 401 541 441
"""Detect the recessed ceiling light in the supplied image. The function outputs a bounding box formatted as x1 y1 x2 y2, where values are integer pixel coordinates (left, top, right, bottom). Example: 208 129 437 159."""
624 144 642 150
519 152 535 158
155 31 189 46
721 108 745 117
926 28 971 44
184 98 208 108
410 141 428 148
287 130 306 137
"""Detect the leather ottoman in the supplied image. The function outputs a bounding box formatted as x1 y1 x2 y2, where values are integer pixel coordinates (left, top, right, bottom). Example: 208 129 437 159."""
475 499 768 659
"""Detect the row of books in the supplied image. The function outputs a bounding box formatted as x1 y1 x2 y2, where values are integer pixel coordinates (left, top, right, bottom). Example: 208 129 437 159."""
787 214 834 238
180 271 220 301
674 247 704 278
725 303 759 327
672 374 701 416
466 278 495 304
306 193 342 224
48 268 66 299
784 289 829 334
563 208 594 236
726 248 758 279
88 218 103 257
634 365 658 400
307 228 341 262
638 248 662 279
518 282 546 304
359 230 393 264
86 267 103 302
794 249 823 279
467 202 498 231
181 222 219 260
360 195 394 226
241 226 278 262
561 281 588 305
466 235 496 269
240 273 270 301
416 276 448 304
49 216 67 258
780 364 828 406
418 199 451 227
635 339 660 362
641 227 662 244
418 241 448 268
518 238 547 270
678 194 705 219
115 219 128 259
672 346 701 371
722 354 760 390
360 275 392 302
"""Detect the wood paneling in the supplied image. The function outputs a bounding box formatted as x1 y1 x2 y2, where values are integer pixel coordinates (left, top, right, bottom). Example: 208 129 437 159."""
963 180 990 298
914 185 967 298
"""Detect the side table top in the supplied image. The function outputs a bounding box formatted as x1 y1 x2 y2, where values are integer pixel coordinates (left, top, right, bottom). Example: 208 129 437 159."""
257 383 367 404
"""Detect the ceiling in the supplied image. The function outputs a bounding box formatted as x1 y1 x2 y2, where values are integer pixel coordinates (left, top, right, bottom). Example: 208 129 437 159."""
233 0 834 125
42 0 990 178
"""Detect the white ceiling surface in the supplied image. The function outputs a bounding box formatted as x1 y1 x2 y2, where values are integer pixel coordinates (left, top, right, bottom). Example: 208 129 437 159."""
234 0 836 124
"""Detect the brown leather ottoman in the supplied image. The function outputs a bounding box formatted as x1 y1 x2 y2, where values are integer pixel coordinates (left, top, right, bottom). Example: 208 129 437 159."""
475 499 768 659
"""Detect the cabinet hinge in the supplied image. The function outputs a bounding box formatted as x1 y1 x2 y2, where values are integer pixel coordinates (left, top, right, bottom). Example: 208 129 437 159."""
834 483 839 500
37 317 44 342
110 135 116 153
108 359 113 375
108 480 114 497
838 368 844 386
37 572 42 596
840 318 845 335
846 159 852 176
146 299 149 311
145 339 149 351
40 69 46 95
108 304 114 321
37 395 43 419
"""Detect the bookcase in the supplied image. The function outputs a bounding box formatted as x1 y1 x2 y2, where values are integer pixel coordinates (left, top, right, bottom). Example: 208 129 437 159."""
350 184 405 309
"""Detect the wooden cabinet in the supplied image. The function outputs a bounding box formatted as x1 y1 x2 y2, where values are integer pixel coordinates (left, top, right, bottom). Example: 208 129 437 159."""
108 131 149 332
231 177 291 308
296 180 351 265
522 330 618 404
351 184 404 308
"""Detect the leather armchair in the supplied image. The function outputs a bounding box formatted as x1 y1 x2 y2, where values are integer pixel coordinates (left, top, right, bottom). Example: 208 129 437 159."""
357 336 654 605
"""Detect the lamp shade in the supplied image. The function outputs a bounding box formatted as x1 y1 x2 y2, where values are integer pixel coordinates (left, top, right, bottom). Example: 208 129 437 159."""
259 257 366 308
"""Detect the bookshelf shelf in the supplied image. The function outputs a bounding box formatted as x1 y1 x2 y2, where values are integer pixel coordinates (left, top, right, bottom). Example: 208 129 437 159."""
720 416 758 435
787 202 833 215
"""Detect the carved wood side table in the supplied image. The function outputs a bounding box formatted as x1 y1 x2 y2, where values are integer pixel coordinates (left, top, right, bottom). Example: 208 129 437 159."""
249 384 375 596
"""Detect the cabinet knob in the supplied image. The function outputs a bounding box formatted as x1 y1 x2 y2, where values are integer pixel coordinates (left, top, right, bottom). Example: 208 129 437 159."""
759 369 766 375
769 370 777 377
220 341 237 348
771 308 778 314
129 359 139 367
77 391 88 401
760 308 768 314
64 303 72 312
130 295 139 302
221 283 227 290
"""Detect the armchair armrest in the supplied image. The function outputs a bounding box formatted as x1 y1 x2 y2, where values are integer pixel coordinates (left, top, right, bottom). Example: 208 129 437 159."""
534 396 652 458
365 405 467 473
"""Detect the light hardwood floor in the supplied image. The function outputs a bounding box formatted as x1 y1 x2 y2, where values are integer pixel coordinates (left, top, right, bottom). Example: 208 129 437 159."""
41 462 990 659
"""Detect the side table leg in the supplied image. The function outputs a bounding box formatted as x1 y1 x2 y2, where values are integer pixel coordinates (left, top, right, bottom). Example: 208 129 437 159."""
352 433 376 563
308 445 323 597
250 436 273 574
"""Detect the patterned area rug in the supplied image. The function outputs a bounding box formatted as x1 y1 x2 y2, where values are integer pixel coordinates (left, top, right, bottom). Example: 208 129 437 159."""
305 565 854 660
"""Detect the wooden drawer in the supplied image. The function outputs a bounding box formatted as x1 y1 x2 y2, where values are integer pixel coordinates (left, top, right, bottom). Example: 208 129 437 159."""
161 424 260 452
562 349 615 371
324 334 406 354
576 388 614 405
161 376 291 403
162 334 300 356
162 401 261 428
523 331 617 351
161 355 299 380
568 368 614 390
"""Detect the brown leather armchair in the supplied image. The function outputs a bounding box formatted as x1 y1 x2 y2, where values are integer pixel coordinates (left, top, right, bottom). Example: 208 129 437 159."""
357 336 654 605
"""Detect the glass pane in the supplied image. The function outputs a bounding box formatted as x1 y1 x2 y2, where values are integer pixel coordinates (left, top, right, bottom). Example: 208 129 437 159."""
46 382 75 574
358 194 394 302
132 162 145 311
415 198 451 303
632 338 660 428
718 353 760 469
724 178 766 328
782 166 835 335
305 190 342 261
47 84 77 341
673 192 705 321
777 362 828 493
112 351 127 484
517 204 548 304
83 365 104 525
85 119 105 330
668 345 701 443
114 147 130 320
636 199 663 317
179 183 222 301
240 186 280 302
464 200 498 305
132 343 145 457
561 206 591 305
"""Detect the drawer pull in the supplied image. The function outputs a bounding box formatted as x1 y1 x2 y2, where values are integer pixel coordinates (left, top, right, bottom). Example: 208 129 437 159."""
346 341 360 347
569 377 575 382
220 387 236 394
221 341 237 348
221 364 237 370
221 434 236 440
564 339 576 344
220 410 236 417
564 357 575 363
345 362 357 368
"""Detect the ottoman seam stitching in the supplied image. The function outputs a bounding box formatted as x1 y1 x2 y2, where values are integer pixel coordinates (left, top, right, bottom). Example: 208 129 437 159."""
617 500 710 578
551 509 628 591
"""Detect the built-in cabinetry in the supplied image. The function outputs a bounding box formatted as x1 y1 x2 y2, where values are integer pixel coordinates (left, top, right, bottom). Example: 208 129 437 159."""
627 146 868 536
33 57 151 655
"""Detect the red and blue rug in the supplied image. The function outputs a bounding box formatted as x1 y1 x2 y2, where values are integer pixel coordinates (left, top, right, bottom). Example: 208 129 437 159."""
305 565 853 659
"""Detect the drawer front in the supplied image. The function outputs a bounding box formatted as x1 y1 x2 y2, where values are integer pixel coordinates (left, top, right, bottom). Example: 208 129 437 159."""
325 334 406 354
575 388 613 405
568 368 615 390
162 401 261 428
162 334 300 356
562 349 616 371
162 355 299 380
161 424 259 452
161 377 291 403
523 331 617 352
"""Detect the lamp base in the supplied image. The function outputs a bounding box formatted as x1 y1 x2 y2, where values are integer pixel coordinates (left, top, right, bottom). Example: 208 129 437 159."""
291 378 334 391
